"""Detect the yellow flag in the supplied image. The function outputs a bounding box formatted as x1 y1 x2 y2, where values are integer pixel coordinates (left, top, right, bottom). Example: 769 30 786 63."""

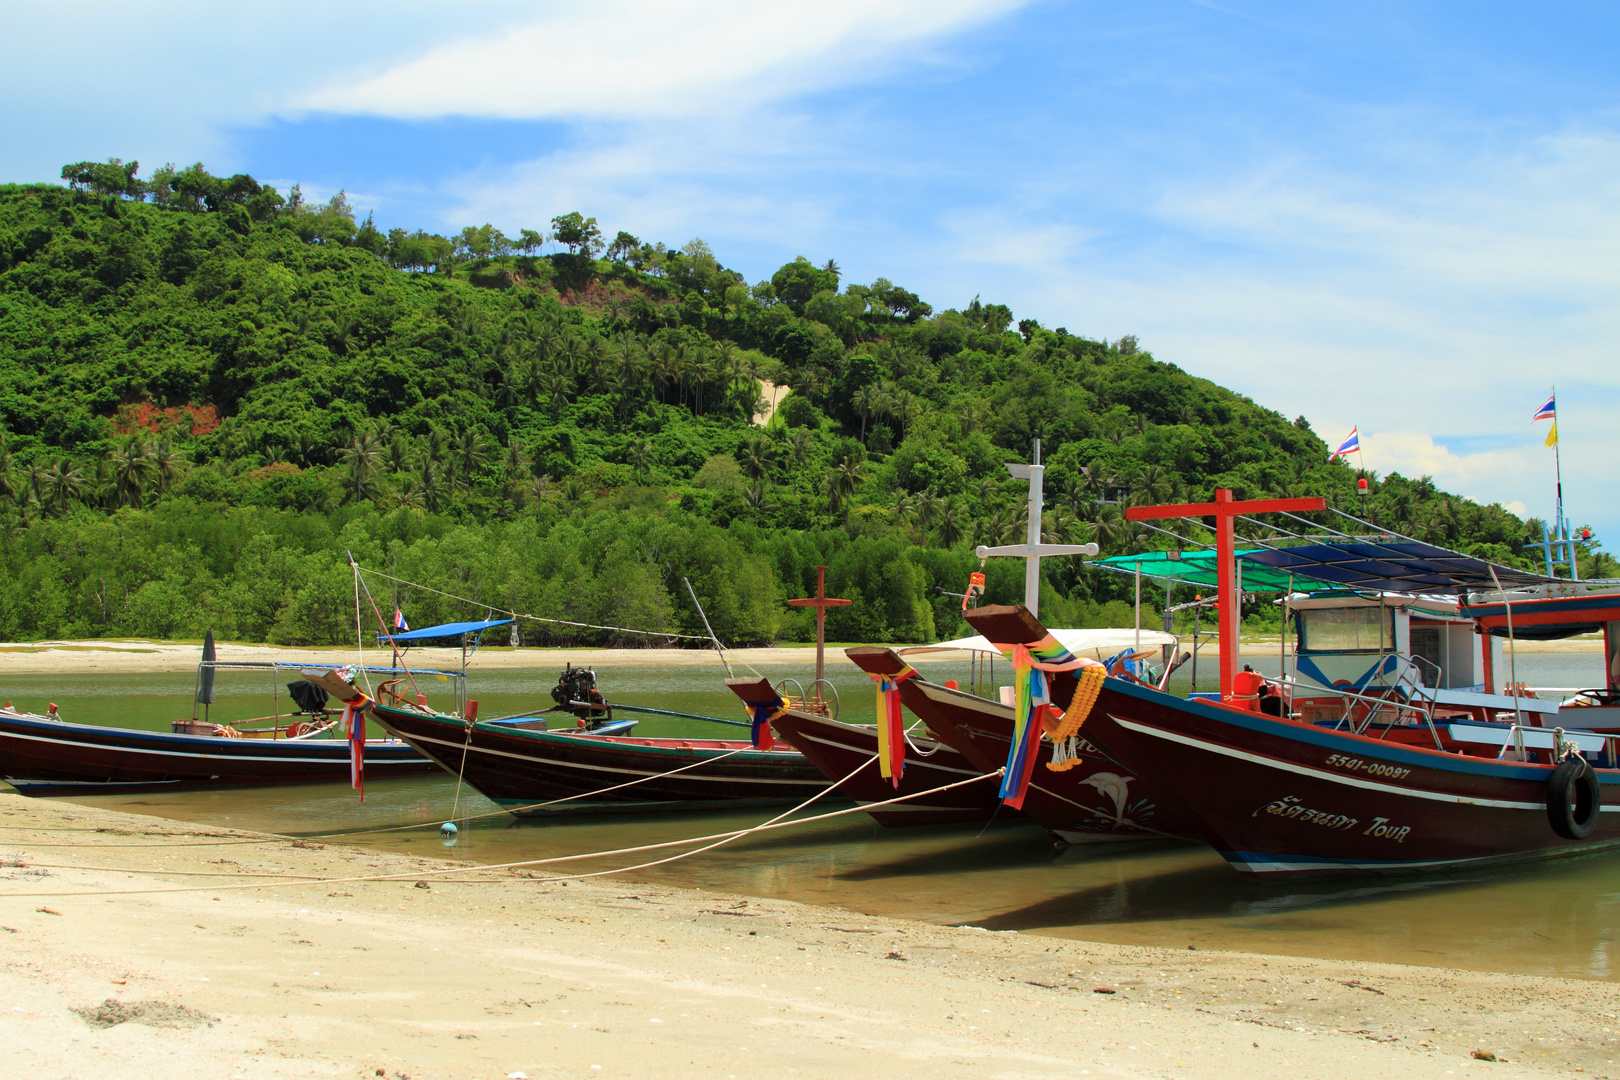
1545 421 1558 448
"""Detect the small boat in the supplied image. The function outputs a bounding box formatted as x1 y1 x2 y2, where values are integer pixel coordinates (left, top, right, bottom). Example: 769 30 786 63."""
723 676 1008 826
368 693 830 815
963 530 1620 875
0 650 440 795
840 645 1197 842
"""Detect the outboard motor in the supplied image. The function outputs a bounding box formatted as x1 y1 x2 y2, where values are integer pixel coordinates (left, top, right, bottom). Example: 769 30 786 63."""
550 663 613 727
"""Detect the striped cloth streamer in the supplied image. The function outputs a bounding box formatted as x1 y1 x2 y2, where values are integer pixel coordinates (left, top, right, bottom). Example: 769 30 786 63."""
993 635 1098 809
342 692 372 800
868 665 918 788
748 702 788 750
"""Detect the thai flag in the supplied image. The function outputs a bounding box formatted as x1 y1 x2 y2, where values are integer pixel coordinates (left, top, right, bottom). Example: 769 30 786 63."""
1328 427 1360 461
1531 393 1556 422
393 607 409 632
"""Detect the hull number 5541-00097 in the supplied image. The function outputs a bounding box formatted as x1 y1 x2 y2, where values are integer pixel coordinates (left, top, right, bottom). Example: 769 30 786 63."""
1325 754 1412 781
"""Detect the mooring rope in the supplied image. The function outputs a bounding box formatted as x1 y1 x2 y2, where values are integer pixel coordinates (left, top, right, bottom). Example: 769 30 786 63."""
306 744 762 840
0 769 1002 899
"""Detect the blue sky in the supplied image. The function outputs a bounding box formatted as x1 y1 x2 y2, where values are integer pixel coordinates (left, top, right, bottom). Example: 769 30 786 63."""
5 1 1619 548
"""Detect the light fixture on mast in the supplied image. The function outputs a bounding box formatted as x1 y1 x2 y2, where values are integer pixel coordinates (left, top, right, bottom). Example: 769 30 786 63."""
974 440 1099 618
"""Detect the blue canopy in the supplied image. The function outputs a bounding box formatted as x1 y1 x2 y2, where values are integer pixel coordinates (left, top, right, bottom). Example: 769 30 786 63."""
381 618 513 644
1239 542 1553 595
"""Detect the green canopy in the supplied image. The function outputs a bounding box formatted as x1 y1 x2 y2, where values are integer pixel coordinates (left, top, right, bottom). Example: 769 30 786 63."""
1093 550 1320 593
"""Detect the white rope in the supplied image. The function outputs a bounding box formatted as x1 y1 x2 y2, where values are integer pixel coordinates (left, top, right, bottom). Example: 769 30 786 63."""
318 744 760 838
536 752 875 883
0 769 1003 899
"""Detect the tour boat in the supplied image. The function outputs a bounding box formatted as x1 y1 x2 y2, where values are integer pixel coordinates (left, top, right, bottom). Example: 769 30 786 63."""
367 695 830 815
722 676 1008 826
837 645 1198 842
0 654 438 795
963 530 1620 875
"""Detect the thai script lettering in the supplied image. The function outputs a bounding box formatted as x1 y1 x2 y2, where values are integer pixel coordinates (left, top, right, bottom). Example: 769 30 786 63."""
1325 753 1411 780
1253 795 1359 830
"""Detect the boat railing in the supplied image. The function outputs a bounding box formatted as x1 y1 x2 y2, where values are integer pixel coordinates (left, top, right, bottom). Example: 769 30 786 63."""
773 677 839 720
1275 671 1444 751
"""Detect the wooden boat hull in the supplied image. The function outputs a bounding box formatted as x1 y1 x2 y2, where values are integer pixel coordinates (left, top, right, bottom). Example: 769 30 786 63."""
764 710 1008 826
0 711 434 794
843 648 1197 844
960 604 1620 875
1081 677 1620 873
370 702 830 815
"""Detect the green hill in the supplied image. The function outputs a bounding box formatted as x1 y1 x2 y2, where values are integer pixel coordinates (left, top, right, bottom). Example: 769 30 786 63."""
0 161 1571 646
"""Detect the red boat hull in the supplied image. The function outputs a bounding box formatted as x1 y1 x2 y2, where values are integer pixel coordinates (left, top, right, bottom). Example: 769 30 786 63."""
959 605 1620 875
843 649 1197 843
0 711 434 794
766 710 1008 826
370 703 829 814
1083 678 1620 873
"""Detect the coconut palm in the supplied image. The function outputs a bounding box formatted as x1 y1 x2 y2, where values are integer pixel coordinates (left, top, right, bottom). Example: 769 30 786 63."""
737 436 774 484
149 437 189 497
338 431 384 503
627 439 654 482
107 436 154 509
934 499 966 550
40 458 87 515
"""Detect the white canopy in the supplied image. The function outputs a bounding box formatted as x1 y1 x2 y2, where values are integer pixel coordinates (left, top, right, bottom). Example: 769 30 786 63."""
898 627 1177 659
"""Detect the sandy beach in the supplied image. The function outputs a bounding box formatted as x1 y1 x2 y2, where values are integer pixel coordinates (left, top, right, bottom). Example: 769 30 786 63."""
0 635 1600 676
0 794 1614 1079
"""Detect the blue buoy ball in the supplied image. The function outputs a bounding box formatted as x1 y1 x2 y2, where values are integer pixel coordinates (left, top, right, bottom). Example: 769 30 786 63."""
440 821 459 845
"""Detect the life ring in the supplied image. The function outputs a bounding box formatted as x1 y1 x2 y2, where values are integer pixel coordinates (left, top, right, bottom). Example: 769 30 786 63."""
1547 757 1600 840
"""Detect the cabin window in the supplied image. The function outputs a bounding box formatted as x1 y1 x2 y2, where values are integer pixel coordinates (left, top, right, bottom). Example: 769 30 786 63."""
1296 606 1395 653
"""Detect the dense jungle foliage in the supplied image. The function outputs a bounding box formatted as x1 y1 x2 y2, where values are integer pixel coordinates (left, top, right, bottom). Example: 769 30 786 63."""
0 159 1599 646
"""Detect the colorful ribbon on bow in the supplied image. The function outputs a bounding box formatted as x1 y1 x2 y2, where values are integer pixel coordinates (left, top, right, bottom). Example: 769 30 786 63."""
340 691 372 800
868 664 918 787
992 635 1102 808
747 702 789 750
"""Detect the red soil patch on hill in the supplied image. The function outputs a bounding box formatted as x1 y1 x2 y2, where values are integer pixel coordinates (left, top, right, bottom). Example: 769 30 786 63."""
113 403 219 437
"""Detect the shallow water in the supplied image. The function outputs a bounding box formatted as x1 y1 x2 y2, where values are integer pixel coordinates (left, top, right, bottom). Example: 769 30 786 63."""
8 650 1620 982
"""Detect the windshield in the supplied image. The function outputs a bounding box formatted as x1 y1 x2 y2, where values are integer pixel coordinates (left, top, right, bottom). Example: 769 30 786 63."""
1296 605 1395 653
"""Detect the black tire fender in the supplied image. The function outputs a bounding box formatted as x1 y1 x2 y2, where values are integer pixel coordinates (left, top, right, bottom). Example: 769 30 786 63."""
1548 757 1601 841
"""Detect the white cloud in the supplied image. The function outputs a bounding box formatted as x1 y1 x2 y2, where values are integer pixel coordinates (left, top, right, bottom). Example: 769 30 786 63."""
299 0 1028 121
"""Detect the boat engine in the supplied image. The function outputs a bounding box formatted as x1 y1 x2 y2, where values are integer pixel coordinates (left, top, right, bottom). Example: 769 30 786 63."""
550 663 613 727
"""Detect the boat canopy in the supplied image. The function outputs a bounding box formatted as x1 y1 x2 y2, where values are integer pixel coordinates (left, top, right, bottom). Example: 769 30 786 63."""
1237 541 1555 595
1094 550 1314 592
382 618 514 644
899 626 1177 658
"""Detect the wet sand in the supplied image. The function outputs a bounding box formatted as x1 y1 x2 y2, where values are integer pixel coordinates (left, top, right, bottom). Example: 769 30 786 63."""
0 635 1599 676
0 794 1612 1079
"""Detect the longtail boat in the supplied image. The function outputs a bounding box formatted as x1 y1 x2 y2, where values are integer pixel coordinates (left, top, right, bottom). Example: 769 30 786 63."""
367 694 829 814
723 676 1007 826
963 516 1620 875
0 653 439 795
839 646 1196 841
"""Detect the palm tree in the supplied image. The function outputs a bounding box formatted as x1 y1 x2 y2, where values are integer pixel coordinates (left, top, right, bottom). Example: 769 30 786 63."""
545 369 573 412
785 429 817 472
742 482 768 511
826 459 865 516
627 439 654 482
892 491 918 534
384 434 412 474
40 458 87 515
419 456 448 512
851 385 878 444
737 436 774 484
934 500 965 549
107 436 154 509
456 429 489 489
957 399 983 438
149 437 188 497
0 437 17 508
338 431 384 503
